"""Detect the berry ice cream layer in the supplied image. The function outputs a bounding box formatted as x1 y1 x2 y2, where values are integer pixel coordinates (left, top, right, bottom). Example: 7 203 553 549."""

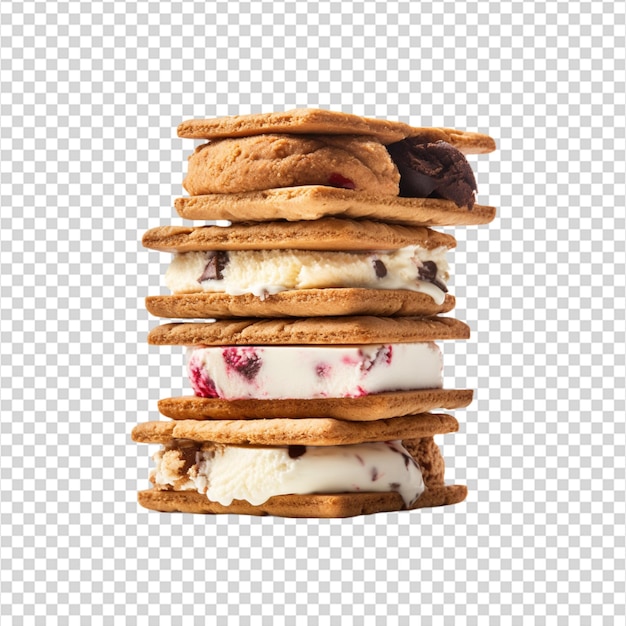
151 439 425 507
165 245 450 304
187 343 442 400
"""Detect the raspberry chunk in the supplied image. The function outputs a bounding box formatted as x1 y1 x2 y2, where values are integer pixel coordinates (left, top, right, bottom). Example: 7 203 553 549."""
222 347 262 381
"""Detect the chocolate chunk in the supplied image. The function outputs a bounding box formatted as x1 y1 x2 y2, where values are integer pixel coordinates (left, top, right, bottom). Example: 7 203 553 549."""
389 482 401 490
175 443 202 474
198 251 229 282
417 260 448 293
386 139 477 208
288 445 306 459
372 258 387 278
359 345 393 374
371 467 379 481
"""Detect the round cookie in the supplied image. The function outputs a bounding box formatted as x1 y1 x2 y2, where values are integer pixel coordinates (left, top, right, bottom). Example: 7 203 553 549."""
182 134 400 196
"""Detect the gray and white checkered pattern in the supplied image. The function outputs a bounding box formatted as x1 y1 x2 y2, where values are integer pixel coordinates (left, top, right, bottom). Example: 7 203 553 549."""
1 0 624 623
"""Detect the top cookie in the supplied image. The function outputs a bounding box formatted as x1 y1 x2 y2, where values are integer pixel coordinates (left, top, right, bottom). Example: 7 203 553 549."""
177 108 496 154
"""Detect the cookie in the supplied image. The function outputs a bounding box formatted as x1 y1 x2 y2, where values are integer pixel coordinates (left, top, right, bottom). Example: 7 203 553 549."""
177 108 495 154
156 389 473 421
147 316 470 346
174 187 496 225
131 413 459 446
145 289 456 319
134 414 463 518
142 218 456 252
182 134 400 196
136 484 468 518
145 220 455 315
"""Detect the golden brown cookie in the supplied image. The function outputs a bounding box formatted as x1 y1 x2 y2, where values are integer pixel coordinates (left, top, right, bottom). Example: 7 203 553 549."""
141 218 456 252
156 388 473 421
131 413 458 446
177 108 495 154
178 109 412 144
147 316 470 346
145 290 456 319
174 187 496 225
136 484 467 517
182 134 400 196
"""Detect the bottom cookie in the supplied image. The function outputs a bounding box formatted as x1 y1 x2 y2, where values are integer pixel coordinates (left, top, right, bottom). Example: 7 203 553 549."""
137 484 467 518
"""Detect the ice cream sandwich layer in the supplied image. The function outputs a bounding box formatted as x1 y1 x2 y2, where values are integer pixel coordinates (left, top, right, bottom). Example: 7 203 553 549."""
150 439 424 507
164 246 450 304
186 343 442 400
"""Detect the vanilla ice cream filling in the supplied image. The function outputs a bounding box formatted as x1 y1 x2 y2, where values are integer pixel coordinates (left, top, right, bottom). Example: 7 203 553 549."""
165 245 450 304
151 440 425 507
187 342 443 400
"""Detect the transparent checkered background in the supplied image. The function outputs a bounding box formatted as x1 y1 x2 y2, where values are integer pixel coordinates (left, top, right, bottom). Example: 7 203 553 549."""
1 0 625 623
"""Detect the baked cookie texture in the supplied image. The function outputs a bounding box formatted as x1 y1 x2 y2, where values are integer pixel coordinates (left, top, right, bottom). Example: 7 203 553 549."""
137 484 468 518
133 413 465 517
147 316 470 346
174 188 496 225
135 109 498 517
142 218 456 252
176 108 496 154
131 413 459 446
183 134 401 196
145 290 456 319
156 389 474 421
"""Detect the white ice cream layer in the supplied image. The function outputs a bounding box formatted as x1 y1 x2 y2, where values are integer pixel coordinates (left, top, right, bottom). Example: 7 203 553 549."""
152 440 425 507
187 343 442 400
165 246 450 304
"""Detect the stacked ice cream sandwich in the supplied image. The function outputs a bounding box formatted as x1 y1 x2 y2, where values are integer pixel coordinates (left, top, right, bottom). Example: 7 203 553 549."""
134 109 496 518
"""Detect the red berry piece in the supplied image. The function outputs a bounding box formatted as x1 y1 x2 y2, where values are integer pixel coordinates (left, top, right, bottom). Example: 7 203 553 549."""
188 360 219 397
327 173 356 189
222 347 262 381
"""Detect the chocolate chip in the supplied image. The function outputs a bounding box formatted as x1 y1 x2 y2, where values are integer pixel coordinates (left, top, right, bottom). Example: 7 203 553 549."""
386 139 477 209
198 251 229 282
372 259 387 278
371 467 379 481
389 482 401 490
288 445 306 459
417 261 448 293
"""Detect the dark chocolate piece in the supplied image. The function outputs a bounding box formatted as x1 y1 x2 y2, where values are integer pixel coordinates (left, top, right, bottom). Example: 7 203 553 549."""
417 260 448 293
373 259 387 278
198 251 229 282
288 445 306 459
386 139 477 208
177 444 202 474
